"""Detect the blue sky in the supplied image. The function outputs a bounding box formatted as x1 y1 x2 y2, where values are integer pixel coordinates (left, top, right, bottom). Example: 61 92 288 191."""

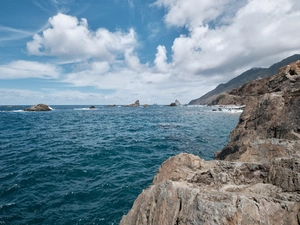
1 0 300 105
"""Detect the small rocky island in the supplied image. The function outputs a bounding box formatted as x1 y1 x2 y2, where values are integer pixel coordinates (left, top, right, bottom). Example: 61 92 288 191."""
169 99 181 106
120 61 300 224
126 100 140 107
23 104 52 111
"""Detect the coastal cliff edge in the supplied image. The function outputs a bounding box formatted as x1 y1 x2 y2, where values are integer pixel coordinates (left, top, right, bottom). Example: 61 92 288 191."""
120 61 300 225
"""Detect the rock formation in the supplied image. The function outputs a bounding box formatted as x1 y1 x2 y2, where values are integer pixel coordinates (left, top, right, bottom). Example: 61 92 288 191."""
169 99 181 106
89 105 96 109
23 104 52 111
215 60 300 162
127 100 140 107
120 60 300 225
120 153 300 225
189 54 300 105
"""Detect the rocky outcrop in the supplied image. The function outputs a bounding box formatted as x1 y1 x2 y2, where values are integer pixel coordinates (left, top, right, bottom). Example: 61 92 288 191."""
189 54 300 105
169 99 181 106
215 60 300 162
126 100 140 107
120 60 300 225
23 104 52 111
120 153 300 225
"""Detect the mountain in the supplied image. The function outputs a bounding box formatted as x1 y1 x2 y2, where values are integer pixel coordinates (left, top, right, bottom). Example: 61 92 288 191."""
189 54 300 105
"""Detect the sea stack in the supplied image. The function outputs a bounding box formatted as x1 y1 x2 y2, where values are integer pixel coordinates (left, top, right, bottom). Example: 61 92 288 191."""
127 100 140 107
169 99 181 106
23 104 52 111
120 61 300 224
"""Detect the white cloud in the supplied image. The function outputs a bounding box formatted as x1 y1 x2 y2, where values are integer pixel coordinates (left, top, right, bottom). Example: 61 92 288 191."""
0 61 60 79
27 13 137 62
154 45 170 73
155 0 300 82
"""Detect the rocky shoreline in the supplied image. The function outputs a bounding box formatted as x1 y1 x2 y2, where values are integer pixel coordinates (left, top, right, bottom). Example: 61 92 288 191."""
120 61 300 224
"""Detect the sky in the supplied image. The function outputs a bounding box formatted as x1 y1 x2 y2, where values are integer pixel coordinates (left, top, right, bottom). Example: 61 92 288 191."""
1 0 300 105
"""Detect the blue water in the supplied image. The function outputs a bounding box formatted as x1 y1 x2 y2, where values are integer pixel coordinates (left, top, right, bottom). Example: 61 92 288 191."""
0 105 240 224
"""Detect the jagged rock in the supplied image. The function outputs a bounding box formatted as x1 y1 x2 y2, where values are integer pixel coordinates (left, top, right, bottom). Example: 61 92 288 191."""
23 104 52 111
215 60 300 162
127 100 140 107
143 104 150 108
89 105 95 109
120 153 300 225
189 54 300 105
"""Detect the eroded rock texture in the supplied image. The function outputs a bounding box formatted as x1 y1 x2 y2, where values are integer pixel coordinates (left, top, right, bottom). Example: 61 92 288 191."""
215 61 300 162
120 61 300 225
120 154 300 225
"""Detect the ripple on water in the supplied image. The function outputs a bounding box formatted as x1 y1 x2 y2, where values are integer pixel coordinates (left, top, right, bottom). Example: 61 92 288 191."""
0 105 240 224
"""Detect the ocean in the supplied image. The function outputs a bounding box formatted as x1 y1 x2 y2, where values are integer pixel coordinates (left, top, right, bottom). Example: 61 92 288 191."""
0 105 240 224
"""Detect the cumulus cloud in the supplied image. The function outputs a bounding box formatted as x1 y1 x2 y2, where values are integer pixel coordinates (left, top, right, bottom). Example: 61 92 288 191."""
0 61 60 79
155 0 300 82
27 13 137 62
154 45 170 73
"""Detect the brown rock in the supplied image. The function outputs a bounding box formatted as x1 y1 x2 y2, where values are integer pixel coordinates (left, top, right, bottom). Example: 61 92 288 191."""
216 60 300 162
23 104 52 111
127 100 140 107
120 154 300 225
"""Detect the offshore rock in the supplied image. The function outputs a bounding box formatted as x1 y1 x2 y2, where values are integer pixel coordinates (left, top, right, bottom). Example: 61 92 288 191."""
23 104 52 111
215 60 300 162
127 100 140 107
169 99 181 106
120 153 300 225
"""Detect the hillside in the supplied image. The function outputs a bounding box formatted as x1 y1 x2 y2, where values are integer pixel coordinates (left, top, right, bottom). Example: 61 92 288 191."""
189 54 300 105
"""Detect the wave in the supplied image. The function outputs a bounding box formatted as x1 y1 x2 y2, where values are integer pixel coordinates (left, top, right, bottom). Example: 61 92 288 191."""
74 108 99 110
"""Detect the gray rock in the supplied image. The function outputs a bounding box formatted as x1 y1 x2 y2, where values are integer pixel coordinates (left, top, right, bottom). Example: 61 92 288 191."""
23 104 52 111
120 153 300 225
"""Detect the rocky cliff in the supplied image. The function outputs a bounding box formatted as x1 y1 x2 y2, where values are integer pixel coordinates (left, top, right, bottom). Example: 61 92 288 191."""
120 61 300 225
189 54 300 105
215 60 300 162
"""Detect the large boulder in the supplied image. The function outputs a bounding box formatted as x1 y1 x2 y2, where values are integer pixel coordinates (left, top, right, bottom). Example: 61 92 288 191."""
23 104 52 111
120 153 300 225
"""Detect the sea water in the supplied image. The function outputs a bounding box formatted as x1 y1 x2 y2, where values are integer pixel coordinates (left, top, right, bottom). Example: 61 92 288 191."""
0 105 240 224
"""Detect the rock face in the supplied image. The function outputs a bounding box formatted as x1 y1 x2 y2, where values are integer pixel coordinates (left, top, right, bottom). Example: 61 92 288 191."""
215 60 300 162
120 60 300 225
23 104 52 111
120 153 300 225
189 54 300 105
